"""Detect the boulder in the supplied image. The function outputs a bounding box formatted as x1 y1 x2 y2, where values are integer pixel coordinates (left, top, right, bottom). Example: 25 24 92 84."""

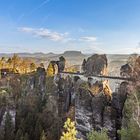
84 54 108 76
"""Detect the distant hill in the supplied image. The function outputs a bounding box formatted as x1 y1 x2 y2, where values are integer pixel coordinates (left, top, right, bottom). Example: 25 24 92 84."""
0 51 85 58
0 52 57 58
62 51 85 57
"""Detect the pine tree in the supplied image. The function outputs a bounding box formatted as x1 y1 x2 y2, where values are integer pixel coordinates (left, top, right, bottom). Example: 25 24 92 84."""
58 56 66 72
60 118 79 140
24 133 29 140
15 129 23 140
87 129 109 140
30 63 36 72
7 58 12 69
12 54 20 72
82 59 86 72
4 112 15 140
34 119 43 140
0 57 6 69
40 130 47 140
47 62 54 76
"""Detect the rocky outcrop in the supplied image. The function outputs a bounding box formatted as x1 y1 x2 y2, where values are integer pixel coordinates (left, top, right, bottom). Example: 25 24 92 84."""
44 54 132 140
56 56 66 73
119 56 140 133
53 72 127 140
0 55 132 140
83 54 108 76
23 67 46 97
75 88 93 139
47 56 66 76
74 79 128 140
120 64 132 78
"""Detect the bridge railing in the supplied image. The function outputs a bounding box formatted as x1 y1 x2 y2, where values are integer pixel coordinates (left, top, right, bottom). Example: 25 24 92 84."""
60 71 135 81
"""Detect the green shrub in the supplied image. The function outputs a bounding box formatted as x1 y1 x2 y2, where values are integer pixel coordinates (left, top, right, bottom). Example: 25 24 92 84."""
87 129 109 140
118 121 140 140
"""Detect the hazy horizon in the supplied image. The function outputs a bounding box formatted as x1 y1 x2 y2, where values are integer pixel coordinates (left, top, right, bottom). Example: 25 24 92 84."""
0 50 137 55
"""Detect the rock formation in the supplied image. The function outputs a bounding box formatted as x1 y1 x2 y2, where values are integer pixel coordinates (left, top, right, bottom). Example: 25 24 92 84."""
47 56 66 76
73 78 128 140
83 54 108 76
120 64 132 78
0 54 135 140
53 55 129 140
23 67 46 97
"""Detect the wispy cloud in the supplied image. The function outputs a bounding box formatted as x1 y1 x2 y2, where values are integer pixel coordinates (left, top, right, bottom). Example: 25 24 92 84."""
80 36 97 42
19 27 68 41
29 0 50 15
16 0 50 23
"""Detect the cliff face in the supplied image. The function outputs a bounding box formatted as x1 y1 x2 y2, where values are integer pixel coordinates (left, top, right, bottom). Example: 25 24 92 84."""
0 67 47 139
0 55 134 140
53 74 128 140
120 56 140 136
21 67 46 97
78 80 128 139
49 54 130 140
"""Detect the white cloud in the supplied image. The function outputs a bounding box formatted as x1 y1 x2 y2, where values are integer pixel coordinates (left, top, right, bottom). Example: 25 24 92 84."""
19 27 34 32
19 27 68 41
80 36 97 42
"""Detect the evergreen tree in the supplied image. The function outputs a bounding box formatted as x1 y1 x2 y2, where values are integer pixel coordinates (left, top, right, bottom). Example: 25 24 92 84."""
4 112 15 140
82 59 86 72
47 62 54 76
0 57 6 69
12 54 20 72
58 56 66 72
40 63 44 68
0 128 4 140
24 133 29 140
30 63 36 72
34 119 43 140
60 118 79 140
40 130 47 140
87 129 109 140
15 129 23 140
7 58 12 69
59 56 66 62
20 136 24 140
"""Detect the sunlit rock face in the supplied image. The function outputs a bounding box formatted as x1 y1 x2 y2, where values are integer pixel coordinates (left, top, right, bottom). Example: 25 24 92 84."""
74 79 128 140
46 56 66 76
88 79 112 98
83 54 108 76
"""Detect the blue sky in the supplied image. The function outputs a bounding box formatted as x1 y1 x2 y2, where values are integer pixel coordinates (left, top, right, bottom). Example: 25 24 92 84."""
0 0 140 54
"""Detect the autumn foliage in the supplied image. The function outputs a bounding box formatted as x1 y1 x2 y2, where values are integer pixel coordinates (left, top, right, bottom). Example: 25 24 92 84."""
60 118 79 140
